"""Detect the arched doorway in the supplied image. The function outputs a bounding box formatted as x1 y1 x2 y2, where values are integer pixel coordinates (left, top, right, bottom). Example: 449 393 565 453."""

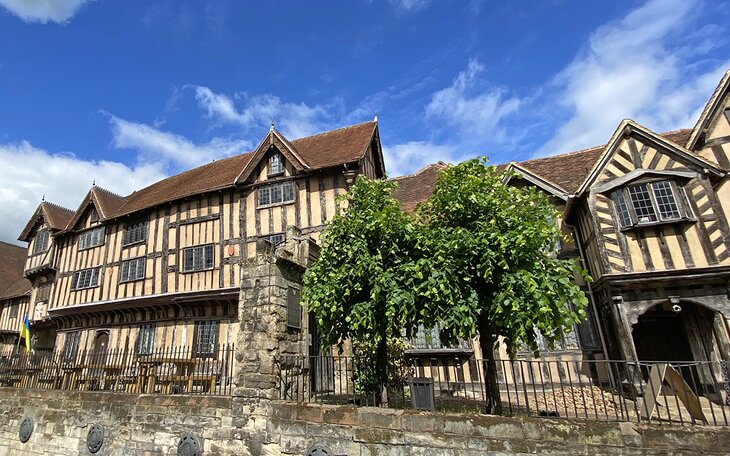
632 304 694 362
91 330 109 364
632 301 726 394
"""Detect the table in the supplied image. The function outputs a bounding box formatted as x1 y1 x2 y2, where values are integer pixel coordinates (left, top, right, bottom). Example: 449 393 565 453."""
137 357 198 394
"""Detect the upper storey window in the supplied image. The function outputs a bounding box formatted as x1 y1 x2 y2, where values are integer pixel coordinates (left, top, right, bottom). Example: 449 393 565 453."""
78 226 105 250
258 181 295 207
611 180 689 229
32 229 49 254
269 152 284 176
123 219 147 246
71 267 100 290
182 244 214 272
724 107 730 125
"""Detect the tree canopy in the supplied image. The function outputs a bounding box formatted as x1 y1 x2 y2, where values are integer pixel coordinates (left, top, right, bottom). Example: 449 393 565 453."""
302 157 590 411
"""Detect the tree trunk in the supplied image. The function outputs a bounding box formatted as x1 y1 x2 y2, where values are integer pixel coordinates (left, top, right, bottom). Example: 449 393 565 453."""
479 327 503 415
375 336 389 407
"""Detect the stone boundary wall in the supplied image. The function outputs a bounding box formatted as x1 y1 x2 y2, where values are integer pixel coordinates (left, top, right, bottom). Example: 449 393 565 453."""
2 388 730 455
268 401 730 456
0 388 241 455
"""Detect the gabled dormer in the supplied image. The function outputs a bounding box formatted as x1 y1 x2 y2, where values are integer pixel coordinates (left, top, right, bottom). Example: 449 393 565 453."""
233 126 310 210
570 120 729 276
18 201 74 276
64 186 127 251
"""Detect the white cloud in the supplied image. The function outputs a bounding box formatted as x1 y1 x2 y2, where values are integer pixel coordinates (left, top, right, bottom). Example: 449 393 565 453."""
0 141 164 243
107 114 251 170
383 141 456 177
190 85 332 139
426 59 520 140
536 0 729 157
0 0 91 24
387 0 429 13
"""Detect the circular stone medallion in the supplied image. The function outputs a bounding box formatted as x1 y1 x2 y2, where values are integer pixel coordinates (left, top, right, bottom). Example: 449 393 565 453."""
19 417 33 443
87 424 104 454
177 433 201 456
307 444 333 456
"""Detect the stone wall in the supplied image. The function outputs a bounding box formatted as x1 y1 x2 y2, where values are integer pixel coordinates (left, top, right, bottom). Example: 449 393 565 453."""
1 388 729 456
0 387 242 455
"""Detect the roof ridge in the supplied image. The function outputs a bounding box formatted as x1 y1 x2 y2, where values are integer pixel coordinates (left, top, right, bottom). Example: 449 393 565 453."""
289 120 376 142
388 161 447 182
520 127 693 166
125 151 253 197
0 240 24 249
42 201 75 213
93 185 127 200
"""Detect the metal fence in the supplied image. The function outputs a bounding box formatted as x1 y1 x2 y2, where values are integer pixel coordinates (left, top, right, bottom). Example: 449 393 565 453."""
0 344 235 396
277 354 730 426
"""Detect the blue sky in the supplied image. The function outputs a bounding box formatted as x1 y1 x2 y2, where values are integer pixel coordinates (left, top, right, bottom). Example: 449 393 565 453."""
0 0 729 243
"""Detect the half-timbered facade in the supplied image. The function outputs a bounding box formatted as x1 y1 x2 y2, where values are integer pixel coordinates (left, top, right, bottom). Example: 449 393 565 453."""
16 121 385 359
393 70 730 374
0 241 31 352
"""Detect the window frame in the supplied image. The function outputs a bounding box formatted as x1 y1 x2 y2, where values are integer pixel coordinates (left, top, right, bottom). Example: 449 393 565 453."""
135 324 156 356
122 218 148 247
78 226 106 250
193 320 219 359
70 267 100 291
269 152 284 177
257 181 296 208
181 244 215 273
62 331 81 362
611 179 692 229
120 257 146 283
32 228 49 254
8 299 19 319
264 233 286 246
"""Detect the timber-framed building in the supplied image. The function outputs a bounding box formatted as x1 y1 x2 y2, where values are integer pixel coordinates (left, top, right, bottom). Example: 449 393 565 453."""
3 70 730 381
396 70 730 375
9 121 384 358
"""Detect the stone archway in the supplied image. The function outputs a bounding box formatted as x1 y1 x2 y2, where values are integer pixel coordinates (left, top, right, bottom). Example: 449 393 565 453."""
631 300 729 395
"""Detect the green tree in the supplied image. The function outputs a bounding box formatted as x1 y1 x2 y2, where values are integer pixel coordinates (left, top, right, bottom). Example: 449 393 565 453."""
301 177 424 406
416 157 590 414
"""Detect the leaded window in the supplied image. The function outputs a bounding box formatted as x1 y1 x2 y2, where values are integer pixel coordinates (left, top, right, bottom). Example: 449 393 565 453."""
78 226 105 250
8 299 19 319
194 320 218 358
182 244 215 272
35 283 52 303
611 180 689 228
122 219 147 246
650 181 680 220
33 229 49 254
264 233 285 246
121 257 145 282
627 185 657 223
258 181 295 206
136 324 155 355
269 152 284 175
62 331 81 362
611 190 632 229
71 268 100 290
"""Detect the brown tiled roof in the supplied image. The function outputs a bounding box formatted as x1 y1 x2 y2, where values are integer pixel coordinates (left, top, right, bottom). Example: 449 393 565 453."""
92 187 127 219
388 129 694 210
18 201 75 241
109 120 378 218
0 241 31 300
42 202 75 231
290 121 377 170
516 128 693 194
118 152 254 217
389 162 447 213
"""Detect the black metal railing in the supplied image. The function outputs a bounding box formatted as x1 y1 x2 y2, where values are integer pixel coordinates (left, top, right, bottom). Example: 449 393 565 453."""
0 344 234 396
276 354 730 426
